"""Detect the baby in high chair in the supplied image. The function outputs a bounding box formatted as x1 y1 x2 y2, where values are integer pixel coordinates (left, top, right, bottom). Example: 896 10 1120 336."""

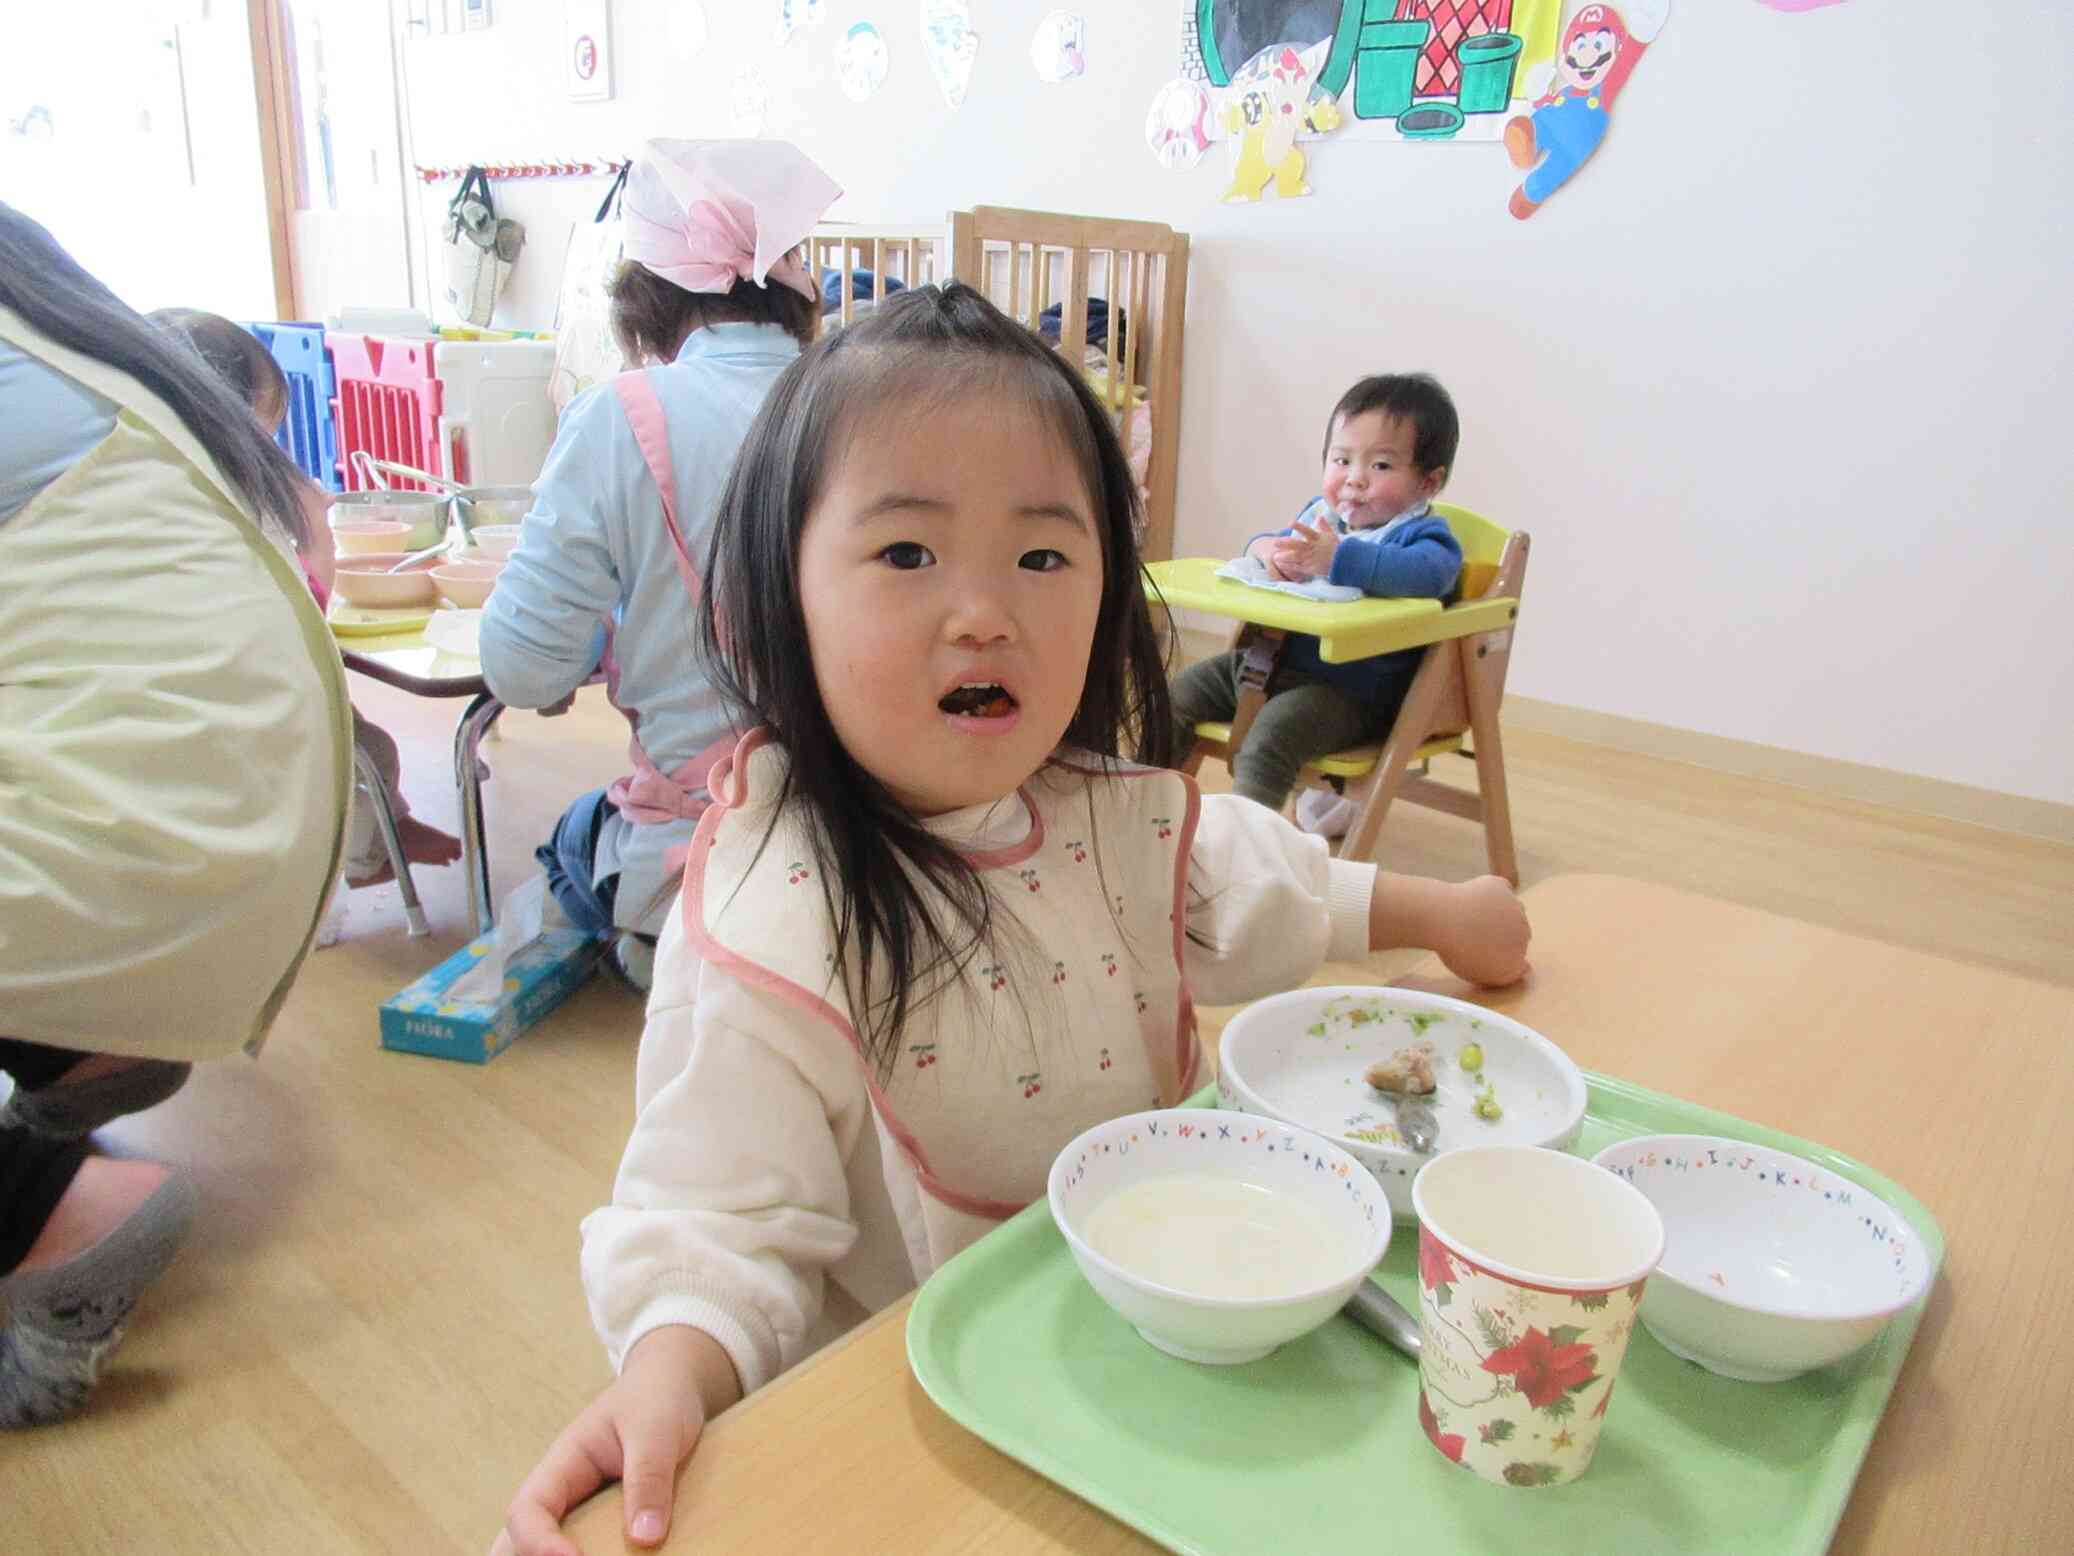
1175 373 1463 838
492 291 1526 1556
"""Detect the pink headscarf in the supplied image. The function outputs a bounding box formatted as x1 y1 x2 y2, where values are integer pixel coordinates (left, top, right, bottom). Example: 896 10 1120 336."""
620 139 842 303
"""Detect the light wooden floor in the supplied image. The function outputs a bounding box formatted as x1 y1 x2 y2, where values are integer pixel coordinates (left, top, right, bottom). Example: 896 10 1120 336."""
7 674 2070 1554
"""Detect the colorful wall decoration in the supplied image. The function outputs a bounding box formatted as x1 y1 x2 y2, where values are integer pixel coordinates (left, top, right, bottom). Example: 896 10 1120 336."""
1176 0 1567 144
1032 12 1088 85
1217 45 1342 201
1146 78 1215 168
921 1 981 108
1503 2 1667 217
776 0 827 47
1153 0 1674 217
837 22 892 103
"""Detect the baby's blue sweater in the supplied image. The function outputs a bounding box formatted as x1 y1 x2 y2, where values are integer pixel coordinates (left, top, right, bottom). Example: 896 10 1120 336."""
1270 501 1463 707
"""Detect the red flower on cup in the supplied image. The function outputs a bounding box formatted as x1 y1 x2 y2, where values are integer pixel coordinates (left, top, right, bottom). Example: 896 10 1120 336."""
1418 1388 1465 1463
1482 1326 1599 1411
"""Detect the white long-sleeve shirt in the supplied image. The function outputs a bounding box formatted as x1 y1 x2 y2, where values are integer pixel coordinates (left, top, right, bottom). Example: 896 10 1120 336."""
581 783 1375 1397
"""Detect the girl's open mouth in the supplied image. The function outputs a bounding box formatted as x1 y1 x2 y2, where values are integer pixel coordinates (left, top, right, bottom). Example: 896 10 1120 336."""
939 682 1019 719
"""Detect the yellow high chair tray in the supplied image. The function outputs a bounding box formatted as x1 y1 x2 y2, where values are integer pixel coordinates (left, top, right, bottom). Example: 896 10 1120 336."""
1145 556 1516 664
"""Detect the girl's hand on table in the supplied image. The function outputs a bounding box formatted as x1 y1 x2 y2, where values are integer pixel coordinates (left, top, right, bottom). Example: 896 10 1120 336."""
1369 872 1531 989
494 1326 739 1556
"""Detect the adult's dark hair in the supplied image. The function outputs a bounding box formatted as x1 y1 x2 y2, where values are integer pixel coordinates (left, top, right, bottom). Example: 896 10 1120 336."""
608 257 819 362
1324 371 1460 480
0 204 312 548
698 281 1174 1079
149 307 290 428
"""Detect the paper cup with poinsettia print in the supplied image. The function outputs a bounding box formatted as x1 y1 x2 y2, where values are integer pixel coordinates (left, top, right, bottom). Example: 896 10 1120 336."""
1410 1145 1665 1487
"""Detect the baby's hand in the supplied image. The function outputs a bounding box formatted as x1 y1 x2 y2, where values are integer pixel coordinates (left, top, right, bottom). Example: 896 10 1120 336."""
1244 534 1294 581
1271 518 1339 582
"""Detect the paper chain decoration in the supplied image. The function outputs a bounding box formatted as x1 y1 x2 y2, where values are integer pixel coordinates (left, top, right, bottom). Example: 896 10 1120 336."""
413 159 627 184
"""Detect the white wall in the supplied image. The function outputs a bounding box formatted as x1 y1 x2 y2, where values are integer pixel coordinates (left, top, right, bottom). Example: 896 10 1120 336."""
399 2 2073 807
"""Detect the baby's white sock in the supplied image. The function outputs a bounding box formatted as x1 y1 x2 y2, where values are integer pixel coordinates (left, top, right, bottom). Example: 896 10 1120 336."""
1295 787 1355 839
314 872 349 948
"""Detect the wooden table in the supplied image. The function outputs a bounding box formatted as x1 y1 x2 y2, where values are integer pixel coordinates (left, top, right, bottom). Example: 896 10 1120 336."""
563 874 2074 1555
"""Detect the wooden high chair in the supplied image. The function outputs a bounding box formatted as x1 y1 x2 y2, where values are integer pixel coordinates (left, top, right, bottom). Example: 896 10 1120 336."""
1180 502 1527 884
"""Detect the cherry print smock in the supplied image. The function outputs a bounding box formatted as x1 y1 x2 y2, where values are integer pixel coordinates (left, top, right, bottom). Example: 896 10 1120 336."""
580 732 1379 1397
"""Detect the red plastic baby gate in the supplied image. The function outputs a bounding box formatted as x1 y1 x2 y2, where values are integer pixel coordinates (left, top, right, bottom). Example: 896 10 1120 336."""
328 333 448 492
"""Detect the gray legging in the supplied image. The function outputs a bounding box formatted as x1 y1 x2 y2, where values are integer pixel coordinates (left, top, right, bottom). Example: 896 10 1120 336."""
1170 649 1413 811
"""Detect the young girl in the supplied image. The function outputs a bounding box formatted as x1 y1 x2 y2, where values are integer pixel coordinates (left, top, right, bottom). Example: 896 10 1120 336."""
151 308 461 891
495 284 1529 1555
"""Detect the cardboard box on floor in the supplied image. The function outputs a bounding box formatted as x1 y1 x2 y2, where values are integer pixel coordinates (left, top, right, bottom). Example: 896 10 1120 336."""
379 927 605 1063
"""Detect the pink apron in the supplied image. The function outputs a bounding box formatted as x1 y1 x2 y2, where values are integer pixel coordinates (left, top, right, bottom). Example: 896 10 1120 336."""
600 371 735 865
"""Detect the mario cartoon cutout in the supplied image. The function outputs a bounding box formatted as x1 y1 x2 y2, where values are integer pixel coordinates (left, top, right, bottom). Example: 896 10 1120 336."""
1505 1 1669 219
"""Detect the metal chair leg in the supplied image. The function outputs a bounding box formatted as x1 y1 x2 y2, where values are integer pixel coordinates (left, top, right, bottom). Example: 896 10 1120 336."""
354 741 430 937
455 692 505 935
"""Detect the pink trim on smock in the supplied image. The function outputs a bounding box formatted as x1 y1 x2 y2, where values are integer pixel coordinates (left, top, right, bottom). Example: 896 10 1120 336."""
682 730 1200 1223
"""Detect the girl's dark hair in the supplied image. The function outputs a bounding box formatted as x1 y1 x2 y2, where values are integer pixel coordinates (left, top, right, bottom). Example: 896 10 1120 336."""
699 281 1174 1078
609 257 819 362
0 204 312 549
1325 371 1459 480
149 307 290 429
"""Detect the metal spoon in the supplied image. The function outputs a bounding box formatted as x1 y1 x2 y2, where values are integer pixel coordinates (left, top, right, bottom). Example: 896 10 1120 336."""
1384 1092 1439 1154
1344 1277 1421 1358
383 537 454 574
354 450 467 493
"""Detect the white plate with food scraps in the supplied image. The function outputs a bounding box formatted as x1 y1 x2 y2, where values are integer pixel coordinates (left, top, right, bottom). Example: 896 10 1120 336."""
1216 986 1588 1220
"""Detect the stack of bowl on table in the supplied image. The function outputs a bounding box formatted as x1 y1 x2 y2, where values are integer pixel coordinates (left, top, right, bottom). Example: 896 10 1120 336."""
1042 985 1933 1491
327 484 525 613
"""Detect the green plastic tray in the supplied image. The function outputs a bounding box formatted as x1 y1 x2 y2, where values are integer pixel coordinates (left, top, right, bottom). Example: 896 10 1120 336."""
907 1075 1944 1556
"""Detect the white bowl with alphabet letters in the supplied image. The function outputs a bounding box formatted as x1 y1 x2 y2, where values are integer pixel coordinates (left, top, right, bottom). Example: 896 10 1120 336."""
1591 1134 1933 1382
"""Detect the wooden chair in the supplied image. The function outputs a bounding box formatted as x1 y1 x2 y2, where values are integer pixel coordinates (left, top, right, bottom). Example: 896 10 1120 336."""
1180 502 1527 884
809 207 1191 561
950 207 1189 561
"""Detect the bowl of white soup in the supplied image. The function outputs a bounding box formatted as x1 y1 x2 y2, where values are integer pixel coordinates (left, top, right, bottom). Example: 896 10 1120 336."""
1048 1109 1392 1364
